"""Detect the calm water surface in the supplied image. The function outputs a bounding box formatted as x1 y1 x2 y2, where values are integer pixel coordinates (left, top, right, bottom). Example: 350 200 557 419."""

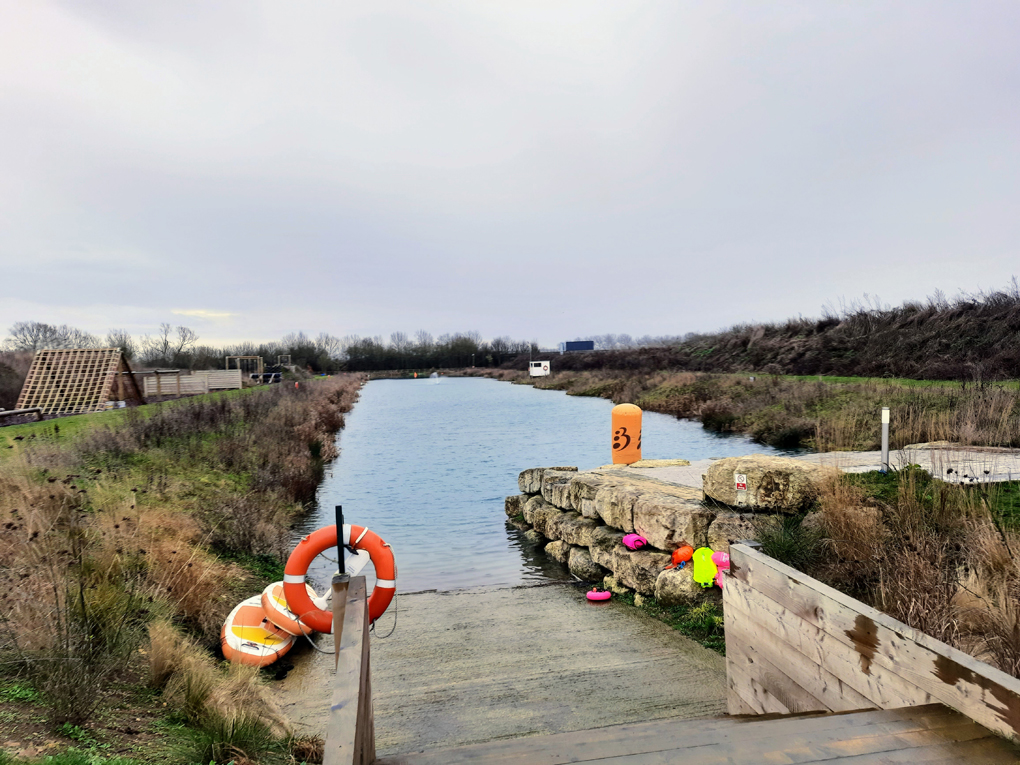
297 377 787 593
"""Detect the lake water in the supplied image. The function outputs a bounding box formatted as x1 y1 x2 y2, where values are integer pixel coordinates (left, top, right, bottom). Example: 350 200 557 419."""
297 377 787 594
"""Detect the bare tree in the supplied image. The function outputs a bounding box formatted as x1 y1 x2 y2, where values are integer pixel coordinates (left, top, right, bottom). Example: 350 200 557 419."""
174 326 199 356
105 329 136 359
389 331 412 352
315 332 343 360
414 329 433 353
4 322 100 351
140 324 198 365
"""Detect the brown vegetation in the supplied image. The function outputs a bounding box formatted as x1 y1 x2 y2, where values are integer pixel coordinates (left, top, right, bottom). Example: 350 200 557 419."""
0 375 362 760
806 468 1020 679
480 368 1020 450
509 282 1020 382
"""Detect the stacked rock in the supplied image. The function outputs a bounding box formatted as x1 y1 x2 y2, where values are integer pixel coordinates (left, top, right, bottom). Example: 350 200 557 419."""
506 456 829 606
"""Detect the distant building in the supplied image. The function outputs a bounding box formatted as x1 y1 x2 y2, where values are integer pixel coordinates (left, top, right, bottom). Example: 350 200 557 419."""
529 360 551 377
559 340 595 354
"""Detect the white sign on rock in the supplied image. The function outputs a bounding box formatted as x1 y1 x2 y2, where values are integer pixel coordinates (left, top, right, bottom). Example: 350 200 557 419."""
734 473 747 491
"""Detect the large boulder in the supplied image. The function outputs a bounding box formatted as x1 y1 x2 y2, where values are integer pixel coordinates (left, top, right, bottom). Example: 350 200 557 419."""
541 470 578 511
568 547 609 581
547 512 601 548
654 567 704 606
632 491 715 551
568 473 617 519
522 529 545 546
588 525 626 570
530 501 566 539
593 484 644 532
518 466 577 494
505 494 528 518
544 540 571 564
612 547 671 595
706 511 757 555
704 455 826 512
523 495 550 525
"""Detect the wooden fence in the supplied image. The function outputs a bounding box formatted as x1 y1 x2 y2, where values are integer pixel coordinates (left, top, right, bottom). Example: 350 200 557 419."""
191 369 244 389
325 576 375 765
725 543 1020 743
142 375 209 397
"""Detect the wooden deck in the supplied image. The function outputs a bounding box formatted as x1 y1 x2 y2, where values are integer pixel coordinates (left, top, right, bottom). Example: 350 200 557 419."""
377 704 1020 764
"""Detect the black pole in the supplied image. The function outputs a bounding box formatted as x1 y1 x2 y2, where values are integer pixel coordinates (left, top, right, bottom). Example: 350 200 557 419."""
335 504 345 573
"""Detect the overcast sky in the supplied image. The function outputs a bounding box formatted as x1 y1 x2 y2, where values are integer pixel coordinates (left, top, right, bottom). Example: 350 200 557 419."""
1 1 1018 348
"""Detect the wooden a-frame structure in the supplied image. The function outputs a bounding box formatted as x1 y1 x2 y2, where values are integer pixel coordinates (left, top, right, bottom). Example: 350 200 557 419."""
16 348 146 415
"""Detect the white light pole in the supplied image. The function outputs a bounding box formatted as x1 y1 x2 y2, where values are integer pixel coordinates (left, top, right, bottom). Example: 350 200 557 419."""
881 407 890 472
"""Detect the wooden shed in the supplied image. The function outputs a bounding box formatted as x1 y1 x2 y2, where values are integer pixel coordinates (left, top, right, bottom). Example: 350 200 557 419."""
16 348 145 415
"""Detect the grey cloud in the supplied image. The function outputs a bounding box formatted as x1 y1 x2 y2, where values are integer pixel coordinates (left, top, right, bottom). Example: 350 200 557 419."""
1 1 1018 346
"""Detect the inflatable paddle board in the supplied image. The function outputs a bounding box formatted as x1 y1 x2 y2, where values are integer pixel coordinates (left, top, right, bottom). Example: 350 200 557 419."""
221 595 295 666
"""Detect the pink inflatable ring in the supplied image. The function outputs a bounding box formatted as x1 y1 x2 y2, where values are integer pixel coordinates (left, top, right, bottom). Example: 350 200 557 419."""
586 589 612 601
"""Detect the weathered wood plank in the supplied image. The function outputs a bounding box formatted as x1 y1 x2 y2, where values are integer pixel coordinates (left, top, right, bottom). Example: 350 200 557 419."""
725 587 900 711
728 544 1020 742
725 615 834 714
378 706 965 765
324 576 370 765
726 603 874 712
726 577 930 710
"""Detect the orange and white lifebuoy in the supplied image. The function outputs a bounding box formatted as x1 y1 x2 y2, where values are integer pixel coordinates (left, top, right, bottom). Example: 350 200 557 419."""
283 524 396 633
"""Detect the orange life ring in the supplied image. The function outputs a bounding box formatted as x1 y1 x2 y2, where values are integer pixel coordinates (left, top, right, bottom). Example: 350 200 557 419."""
283 524 396 633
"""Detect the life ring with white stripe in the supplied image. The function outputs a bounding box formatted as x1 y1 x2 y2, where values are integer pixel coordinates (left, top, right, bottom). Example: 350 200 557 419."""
283 524 396 633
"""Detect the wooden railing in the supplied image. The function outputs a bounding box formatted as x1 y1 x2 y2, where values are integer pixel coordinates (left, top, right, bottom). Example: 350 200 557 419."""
324 575 375 765
725 543 1020 743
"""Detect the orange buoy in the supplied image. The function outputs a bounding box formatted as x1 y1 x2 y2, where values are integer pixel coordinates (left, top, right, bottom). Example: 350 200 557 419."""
283 524 396 633
611 404 642 464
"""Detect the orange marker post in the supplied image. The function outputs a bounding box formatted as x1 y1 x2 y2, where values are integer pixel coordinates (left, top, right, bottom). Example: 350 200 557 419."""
611 404 642 464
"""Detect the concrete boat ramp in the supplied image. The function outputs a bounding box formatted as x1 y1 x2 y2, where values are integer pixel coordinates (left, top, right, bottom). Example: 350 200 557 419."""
277 445 1020 763
277 582 726 757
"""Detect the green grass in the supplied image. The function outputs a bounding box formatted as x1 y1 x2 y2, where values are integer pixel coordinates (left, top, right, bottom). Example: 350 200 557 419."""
0 751 144 765
772 373 1020 389
0 681 41 704
616 592 726 653
0 385 270 458
215 549 286 581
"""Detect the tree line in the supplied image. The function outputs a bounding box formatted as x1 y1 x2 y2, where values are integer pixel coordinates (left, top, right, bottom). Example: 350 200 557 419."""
0 322 539 373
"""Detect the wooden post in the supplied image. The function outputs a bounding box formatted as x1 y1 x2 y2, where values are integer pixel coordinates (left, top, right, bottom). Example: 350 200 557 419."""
332 573 350 669
324 576 372 765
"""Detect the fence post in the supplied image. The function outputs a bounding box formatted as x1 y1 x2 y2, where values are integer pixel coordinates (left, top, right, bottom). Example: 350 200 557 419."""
881 406 890 473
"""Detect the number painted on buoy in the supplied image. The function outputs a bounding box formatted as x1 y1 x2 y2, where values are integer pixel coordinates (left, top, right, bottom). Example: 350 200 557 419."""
611 404 642 464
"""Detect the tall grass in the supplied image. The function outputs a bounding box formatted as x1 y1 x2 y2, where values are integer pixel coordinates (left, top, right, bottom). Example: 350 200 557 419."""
810 468 1020 677
0 375 363 747
481 369 1020 450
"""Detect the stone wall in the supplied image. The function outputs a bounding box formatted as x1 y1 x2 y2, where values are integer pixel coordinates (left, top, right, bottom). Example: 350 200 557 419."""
507 466 750 605
508 457 832 605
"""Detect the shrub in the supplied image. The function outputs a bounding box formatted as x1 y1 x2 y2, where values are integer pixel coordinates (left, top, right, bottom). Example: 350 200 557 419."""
754 513 824 571
181 711 286 765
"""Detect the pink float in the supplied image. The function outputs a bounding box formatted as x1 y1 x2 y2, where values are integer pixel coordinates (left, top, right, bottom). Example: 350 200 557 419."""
621 533 648 550
586 589 612 601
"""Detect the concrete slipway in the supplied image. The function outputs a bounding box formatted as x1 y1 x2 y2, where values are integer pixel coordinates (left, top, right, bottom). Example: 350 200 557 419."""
277 582 726 757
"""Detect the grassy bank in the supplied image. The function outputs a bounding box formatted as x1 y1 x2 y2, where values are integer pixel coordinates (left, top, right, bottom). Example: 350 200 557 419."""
476 369 1020 451
754 468 1020 680
0 375 364 764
